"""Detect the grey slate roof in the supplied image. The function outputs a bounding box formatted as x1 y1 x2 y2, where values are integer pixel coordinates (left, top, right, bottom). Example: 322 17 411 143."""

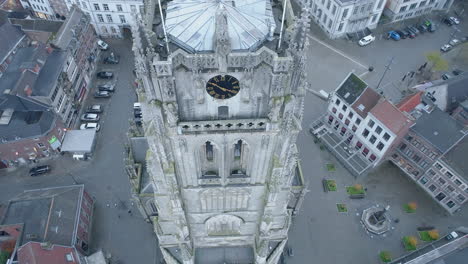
9 18 63 33
0 94 56 142
336 72 369 105
32 50 66 96
441 73 468 111
1 185 83 247
411 107 465 153
52 6 85 50
441 136 468 181
0 11 25 63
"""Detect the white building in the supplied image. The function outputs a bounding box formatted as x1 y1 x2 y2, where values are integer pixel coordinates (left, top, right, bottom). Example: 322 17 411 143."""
310 0 387 39
19 0 68 20
383 0 453 22
64 0 143 37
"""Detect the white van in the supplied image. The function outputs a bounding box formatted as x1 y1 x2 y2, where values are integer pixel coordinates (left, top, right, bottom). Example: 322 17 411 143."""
97 40 109 50
133 102 141 110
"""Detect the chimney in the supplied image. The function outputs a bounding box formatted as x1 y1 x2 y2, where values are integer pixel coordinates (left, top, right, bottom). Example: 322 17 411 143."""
46 46 53 54
33 64 40 73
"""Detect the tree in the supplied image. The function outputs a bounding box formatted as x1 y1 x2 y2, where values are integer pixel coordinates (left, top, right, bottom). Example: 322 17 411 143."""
407 202 417 211
353 184 363 191
407 236 418 248
428 230 439 240
425 52 449 72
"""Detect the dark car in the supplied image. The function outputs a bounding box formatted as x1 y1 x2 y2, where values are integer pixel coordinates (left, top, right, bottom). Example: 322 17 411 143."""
86 104 103 113
443 17 454 26
134 109 142 118
98 84 115 92
29 165 50 176
103 55 120 64
94 91 111 98
417 24 428 33
452 69 464 76
97 71 114 79
409 26 420 35
428 23 437 32
395 30 408 39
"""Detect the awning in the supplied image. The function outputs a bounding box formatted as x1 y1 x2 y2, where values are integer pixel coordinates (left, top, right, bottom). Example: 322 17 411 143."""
49 136 61 150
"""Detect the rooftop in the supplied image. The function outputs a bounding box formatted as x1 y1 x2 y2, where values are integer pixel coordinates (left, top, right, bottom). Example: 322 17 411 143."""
52 6 87 50
165 0 275 52
336 73 368 105
0 10 25 63
411 107 465 153
61 129 96 153
0 94 57 142
351 87 380 117
370 99 413 135
18 242 80 264
32 50 66 96
1 185 84 247
10 17 63 33
397 91 423 113
441 136 468 181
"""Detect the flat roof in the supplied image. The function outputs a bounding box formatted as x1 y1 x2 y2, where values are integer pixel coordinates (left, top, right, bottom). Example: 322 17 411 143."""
165 0 275 52
61 129 96 153
336 73 368 105
442 136 468 181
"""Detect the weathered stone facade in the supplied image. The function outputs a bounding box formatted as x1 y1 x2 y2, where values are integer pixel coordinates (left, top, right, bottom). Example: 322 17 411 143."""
130 1 311 263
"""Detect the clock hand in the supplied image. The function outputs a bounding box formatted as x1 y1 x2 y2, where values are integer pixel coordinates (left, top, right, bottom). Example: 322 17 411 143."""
208 82 236 93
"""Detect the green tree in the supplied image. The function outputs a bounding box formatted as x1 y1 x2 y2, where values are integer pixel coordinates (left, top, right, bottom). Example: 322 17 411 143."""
0 251 10 264
425 51 449 72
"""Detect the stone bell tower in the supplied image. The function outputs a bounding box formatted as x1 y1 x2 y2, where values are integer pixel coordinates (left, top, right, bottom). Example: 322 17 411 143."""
131 0 311 263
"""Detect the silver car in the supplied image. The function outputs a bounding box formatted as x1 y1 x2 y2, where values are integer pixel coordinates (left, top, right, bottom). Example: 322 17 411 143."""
81 113 100 122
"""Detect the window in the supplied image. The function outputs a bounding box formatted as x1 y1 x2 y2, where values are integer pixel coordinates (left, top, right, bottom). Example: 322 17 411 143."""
445 171 453 178
356 118 361 125
446 185 455 193
375 126 382 134
51 86 59 101
362 129 370 138
420 1 427 7
234 140 242 160
399 6 407 13
340 127 347 136
348 112 353 119
420 177 428 185
345 119 350 126
454 179 462 186
120 15 126 23
405 12 413 18
117 4 123 11
377 0 384 9
352 6 358 15
111 27 116 33
371 14 378 23
103 4 109 10
97 14 104 22
409 3 417 9
332 107 337 113
342 8 348 19
457 194 465 203
94 3 99 10
341 105 347 112
435 163 442 170
81 1 87 9
428 184 437 192
106 14 113 23
420 160 428 168
328 19 332 29
412 154 421 163
356 141 363 149
328 115 334 124
399 143 407 151
130 5 136 12
206 142 214 161
338 113 343 119
369 135 377 144
446 200 455 208
377 142 384 151
403 0 410 2
362 147 369 156
360 5 365 13
367 3 373 11
335 98 341 105
435 192 446 201
332 5 336 15
429 0 435 4
323 14 327 24
427 169 436 176
404 149 414 157
352 125 357 132
326 0 330 10
368 120 375 128
438 177 446 185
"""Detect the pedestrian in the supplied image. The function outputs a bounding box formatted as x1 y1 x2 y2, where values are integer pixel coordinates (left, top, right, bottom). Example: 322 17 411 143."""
106 204 110 207
128 210 132 216
114 203 117 208
117 214 121 219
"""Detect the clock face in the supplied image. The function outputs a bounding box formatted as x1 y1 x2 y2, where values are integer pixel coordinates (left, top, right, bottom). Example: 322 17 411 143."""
206 75 240 99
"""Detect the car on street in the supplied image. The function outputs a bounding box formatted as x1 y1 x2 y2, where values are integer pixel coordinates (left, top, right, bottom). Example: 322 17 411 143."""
134 109 142 118
405 29 416 38
408 26 420 35
133 102 141 110
98 83 115 92
449 39 461 46
80 122 101 131
29 165 50 177
446 231 459 240
442 73 452 80
417 24 428 33
97 40 109 50
395 30 408 39
87 104 103 113
387 31 400 40
440 44 453 52
443 17 454 26
452 69 464 76
358 35 375 46
97 71 114 79
81 113 100 122
423 20 432 27
449 16 460 25
94 91 111 98
103 55 120 64
428 23 437 32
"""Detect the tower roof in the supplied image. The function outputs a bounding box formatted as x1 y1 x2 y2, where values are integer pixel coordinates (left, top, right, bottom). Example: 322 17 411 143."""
165 0 275 52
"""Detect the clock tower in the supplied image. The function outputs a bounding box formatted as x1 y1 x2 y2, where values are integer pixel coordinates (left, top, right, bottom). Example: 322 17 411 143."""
131 1 311 263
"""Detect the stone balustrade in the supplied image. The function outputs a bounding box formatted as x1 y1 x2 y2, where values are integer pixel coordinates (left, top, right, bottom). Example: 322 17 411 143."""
179 118 269 134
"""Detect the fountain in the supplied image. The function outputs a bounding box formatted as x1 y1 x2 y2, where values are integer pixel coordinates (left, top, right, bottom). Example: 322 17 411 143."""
361 205 391 235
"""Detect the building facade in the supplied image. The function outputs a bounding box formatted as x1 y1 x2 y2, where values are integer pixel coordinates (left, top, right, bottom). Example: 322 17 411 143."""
65 0 143 38
383 0 452 22
18 0 69 20
310 0 387 39
131 0 310 263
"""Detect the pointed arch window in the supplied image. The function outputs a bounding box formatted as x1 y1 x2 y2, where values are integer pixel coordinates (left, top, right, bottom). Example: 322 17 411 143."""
206 142 214 161
234 140 242 160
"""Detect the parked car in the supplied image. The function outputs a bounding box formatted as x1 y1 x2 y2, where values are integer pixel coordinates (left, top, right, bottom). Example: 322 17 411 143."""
97 40 109 50
405 28 416 38
446 231 459 240
358 35 375 46
94 91 111 98
443 17 454 26
103 55 120 64
80 122 100 131
442 73 452 80
287 247 294 257
417 24 428 33
133 102 141 110
134 109 142 118
449 16 460 25
395 30 408 39
97 71 114 79
440 44 453 52
87 104 103 113
449 39 461 46
423 19 432 27
462 36 468 42
29 165 50 177
408 26 420 35
81 113 100 121
428 23 437 32
98 83 115 92
452 69 464 75
387 31 401 40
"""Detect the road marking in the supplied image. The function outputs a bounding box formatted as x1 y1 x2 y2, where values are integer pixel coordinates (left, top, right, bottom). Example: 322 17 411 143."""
307 34 368 70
